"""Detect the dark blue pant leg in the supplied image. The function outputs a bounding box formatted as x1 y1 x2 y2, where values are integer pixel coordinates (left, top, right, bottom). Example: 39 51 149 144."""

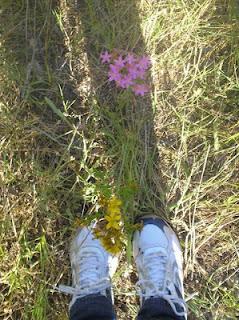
136 297 186 320
69 294 116 320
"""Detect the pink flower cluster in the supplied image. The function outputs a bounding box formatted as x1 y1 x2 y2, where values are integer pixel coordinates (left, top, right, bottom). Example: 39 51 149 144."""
100 51 151 96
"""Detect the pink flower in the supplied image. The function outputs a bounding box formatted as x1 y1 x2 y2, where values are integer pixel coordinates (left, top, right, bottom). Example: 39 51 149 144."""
100 51 111 63
119 75 133 88
127 65 139 80
108 64 122 82
126 53 136 64
127 64 145 80
138 55 151 70
101 49 151 96
109 64 120 73
114 55 125 68
132 84 149 96
135 66 146 79
108 70 121 82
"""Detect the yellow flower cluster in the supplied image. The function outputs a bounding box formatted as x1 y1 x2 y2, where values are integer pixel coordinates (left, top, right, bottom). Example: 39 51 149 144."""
94 195 124 255
96 230 123 255
105 196 122 230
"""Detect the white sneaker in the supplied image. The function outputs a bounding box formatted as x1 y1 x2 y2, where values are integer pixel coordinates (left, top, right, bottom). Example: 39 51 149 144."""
133 215 187 319
58 222 119 310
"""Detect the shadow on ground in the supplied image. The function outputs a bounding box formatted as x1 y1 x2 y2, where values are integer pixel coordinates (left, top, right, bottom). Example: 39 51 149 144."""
64 0 168 219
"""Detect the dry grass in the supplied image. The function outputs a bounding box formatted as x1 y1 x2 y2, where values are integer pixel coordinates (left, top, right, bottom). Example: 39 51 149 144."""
0 0 239 319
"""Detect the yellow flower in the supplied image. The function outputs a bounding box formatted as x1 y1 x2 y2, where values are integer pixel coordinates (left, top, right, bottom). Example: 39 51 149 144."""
108 196 122 208
104 195 122 230
101 236 121 255
101 237 111 247
105 212 121 222
93 195 124 255
107 196 122 213
93 229 104 238
106 219 121 230
107 206 121 216
105 208 121 230
107 245 121 255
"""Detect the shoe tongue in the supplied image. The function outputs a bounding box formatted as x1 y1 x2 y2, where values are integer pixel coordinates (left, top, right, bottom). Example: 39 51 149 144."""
140 225 168 248
143 247 167 258
80 246 105 263
79 247 104 286
143 247 168 292
80 246 103 255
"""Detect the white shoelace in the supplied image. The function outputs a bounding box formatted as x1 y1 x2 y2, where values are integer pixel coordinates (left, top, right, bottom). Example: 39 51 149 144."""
137 251 187 318
57 249 111 298
56 249 186 317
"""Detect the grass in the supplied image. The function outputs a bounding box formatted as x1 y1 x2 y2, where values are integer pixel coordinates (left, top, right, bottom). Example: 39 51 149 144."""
0 0 239 319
